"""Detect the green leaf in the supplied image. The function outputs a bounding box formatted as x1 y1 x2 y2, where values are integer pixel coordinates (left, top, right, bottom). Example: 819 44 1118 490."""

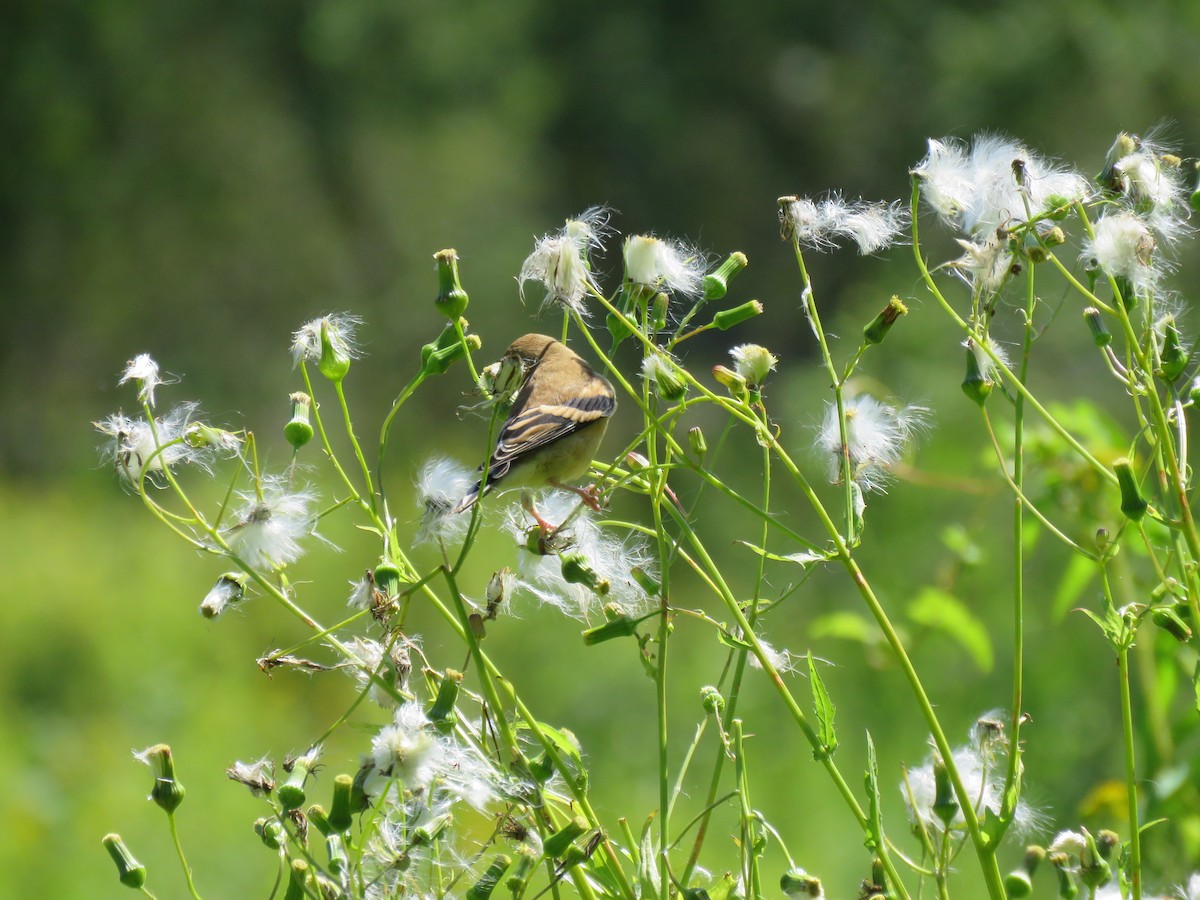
810 611 878 644
863 731 882 852
807 652 838 758
907 587 993 673
1052 553 1096 619
735 541 832 566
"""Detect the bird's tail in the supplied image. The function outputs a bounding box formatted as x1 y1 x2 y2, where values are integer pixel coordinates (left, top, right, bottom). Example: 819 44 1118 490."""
452 481 483 515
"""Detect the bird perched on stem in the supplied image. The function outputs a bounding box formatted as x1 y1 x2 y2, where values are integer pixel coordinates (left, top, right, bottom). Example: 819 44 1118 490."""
455 333 615 528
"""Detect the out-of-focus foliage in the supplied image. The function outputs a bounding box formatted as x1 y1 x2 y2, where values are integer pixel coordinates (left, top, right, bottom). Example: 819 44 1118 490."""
6 0 1200 896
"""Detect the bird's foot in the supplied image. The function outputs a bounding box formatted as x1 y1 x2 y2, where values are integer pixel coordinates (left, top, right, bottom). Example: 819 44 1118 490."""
551 479 605 512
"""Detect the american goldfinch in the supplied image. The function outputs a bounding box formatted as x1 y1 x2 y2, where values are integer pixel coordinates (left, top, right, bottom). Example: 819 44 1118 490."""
456 333 615 516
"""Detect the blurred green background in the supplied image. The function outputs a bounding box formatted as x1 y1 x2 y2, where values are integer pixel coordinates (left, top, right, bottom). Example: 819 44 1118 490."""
5 0 1200 896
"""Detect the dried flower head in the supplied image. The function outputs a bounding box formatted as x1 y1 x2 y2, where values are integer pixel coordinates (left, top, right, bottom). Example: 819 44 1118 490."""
818 394 929 493
518 207 611 316
778 194 908 254
623 234 706 296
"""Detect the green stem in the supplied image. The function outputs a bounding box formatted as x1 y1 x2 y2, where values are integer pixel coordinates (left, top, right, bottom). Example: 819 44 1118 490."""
1118 644 1143 900
167 812 202 900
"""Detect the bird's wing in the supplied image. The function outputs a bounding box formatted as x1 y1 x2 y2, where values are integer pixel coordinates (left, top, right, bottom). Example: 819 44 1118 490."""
487 390 615 483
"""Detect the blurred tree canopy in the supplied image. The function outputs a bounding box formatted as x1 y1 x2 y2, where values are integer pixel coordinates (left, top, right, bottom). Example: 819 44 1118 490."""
4 0 1200 477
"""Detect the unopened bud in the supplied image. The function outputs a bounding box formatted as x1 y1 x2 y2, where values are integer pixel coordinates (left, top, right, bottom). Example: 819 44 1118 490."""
254 817 284 849
702 251 749 301
1151 604 1192 642
373 561 403 598
560 553 610 595
780 868 823 897
582 613 639 645
1096 830 1119 860
700 685 725 714
307 804 333 837
285 859 310 900
136 744 185 814
421 323 479 376
200 572 246 619
688 425 707 459
711 298 764 330
712 364 749 402
863 296 908 345
932 758 958 825
278 748 320 812
318 320 352 382
328 774 354 833
434 249 470 319
505 846 538 893
1050 852 1079 900
1157 316 1189 382
645 356 688 402
103 834 147 889
651 292 669 332
1113 458 1147 521
1080 828 1111 888
427 669 463 733
284 392 313 449
1083 308 1112 347
961 340 993 406
465 853 512 900
542 816 589 858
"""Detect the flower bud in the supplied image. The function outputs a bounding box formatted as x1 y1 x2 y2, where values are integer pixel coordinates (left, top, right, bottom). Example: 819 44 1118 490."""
1151 604 1192 642
644 355 688 402
542 816 589 858
328 774 354 833
434 249 470 319
1083 308 1112 347
1095 830 1119 859
1050 852 1079 900
103 834 147 889
711 299 764 330
318 319 352 382
688 425 707 459
650 292 669 332
780 868 823 897
1079 828 1111 888
136 744 185 813
284 392 314 449
607 309 635 351
421 323 479 376
278 747 321 812
961 340 993 406
863 296 908 345
427 668 463 733
1157 316 1189 382
1113 458 1147 521
284 859 309 900
200 572 246 619
712 365 749 402
932 758 958 826
560 553 610 594
505 846 538 893
254 817 284 850
465 853 512 899
700 685 725 714
582 613 639 645
307 804 333 837
702 251 749 301
373 561 403 599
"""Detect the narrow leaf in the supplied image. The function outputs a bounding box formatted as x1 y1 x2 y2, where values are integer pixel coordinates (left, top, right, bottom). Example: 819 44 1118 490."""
807 652 838 758
863 731 882 852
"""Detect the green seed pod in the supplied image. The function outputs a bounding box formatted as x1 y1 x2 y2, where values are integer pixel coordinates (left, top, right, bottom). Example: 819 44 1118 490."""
582 614 639 645
103 834 148 889
318 320 352 382
464 854 512 900
284 392 314 449
702 251 749 301
711 299 763 331
961 341 993 406
327 774 354 833
543 816 589 859
1083 308 1112 347
863 296 908 345
1157 317 1189 382
254 817 284 850
932 758 958 826
426 668 463 733
434 249 470 319
1113 458 1147 522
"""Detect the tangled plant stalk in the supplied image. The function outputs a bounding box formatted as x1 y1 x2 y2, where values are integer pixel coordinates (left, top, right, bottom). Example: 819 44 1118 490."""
97 132 1200 900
